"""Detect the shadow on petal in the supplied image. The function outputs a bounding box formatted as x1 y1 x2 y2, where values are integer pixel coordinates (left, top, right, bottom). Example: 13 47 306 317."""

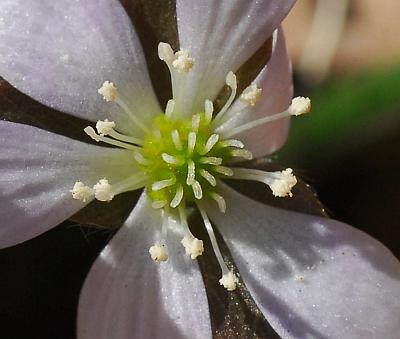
205 183 400 338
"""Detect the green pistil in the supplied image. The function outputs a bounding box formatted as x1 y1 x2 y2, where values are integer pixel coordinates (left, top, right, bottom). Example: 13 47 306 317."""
139 114 232 207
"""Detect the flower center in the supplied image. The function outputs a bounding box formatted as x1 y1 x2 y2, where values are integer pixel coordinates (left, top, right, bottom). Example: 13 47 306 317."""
137 113 250 210
69 42 311 291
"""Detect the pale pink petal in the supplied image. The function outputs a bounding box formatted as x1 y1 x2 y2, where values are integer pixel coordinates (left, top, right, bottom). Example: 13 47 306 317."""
0 0 160 137
0 121 136 248
205 183 400 338
174 0 295 116
217 28 293 157
78 192 211 339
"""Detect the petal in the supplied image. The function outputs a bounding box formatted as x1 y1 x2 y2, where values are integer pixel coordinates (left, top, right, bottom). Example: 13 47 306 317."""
218 28 293 157
78 192 211 339
0 121 136 248
0 0 160 137
205 183 400 339
174 0 295 116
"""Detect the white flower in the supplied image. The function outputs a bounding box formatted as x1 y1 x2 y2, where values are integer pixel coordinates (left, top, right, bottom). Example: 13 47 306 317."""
0 1 399 339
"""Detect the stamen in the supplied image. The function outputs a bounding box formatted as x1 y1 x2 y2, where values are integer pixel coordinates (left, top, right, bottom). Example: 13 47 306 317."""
230 168 297 197
158 42 175 63
96 119 116 135
84 126 101 142
133 151 150 165
212 71 237 126
96 119 143 145
225 96 312 138
199 156 223 165
204 100 214 124
171 130 182 150
172 49 194 73
188 132 197 154
191 114 201 132
165 99 175 119
93 178 114 202
214 166 234 176
202 134 220 154
231 149 253 160
158 42 178 101
98 81 117 102
288 97 311 116
191 180 203 200
181 235 204 259
219 139 244 149
198 205 238 291
149 244 169 262
152 178 175 191
170 185 184 208
186 160 196 185
269 168 298 197
70 181 93 202
149 210 170 262
210 192 226 213
161 153 184 166
199 169 217 187
84 127 140 151
240 84 262 106
219 271 240 291
178 205 204 259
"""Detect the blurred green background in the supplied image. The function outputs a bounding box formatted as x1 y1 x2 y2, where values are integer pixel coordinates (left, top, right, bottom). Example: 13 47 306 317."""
279 0 400 257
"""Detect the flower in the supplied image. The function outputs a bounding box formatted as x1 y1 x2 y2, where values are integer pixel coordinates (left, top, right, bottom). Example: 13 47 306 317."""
0 0 399 338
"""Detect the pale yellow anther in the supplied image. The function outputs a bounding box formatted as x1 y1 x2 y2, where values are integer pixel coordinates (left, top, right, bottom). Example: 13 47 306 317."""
98 81 117 102
149 244 169 262
288 97 311 116
70 181 93 202
219 271 239 291
93 178 114 202
226 71 237 90
84 126 101 142
158 42 175 62
172 49 194 73
270 168 297 197
96 119 116 136
240 84 262 106
181 235 204 259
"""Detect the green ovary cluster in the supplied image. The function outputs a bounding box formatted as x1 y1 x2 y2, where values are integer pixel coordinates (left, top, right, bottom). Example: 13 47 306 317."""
138 114 232 208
